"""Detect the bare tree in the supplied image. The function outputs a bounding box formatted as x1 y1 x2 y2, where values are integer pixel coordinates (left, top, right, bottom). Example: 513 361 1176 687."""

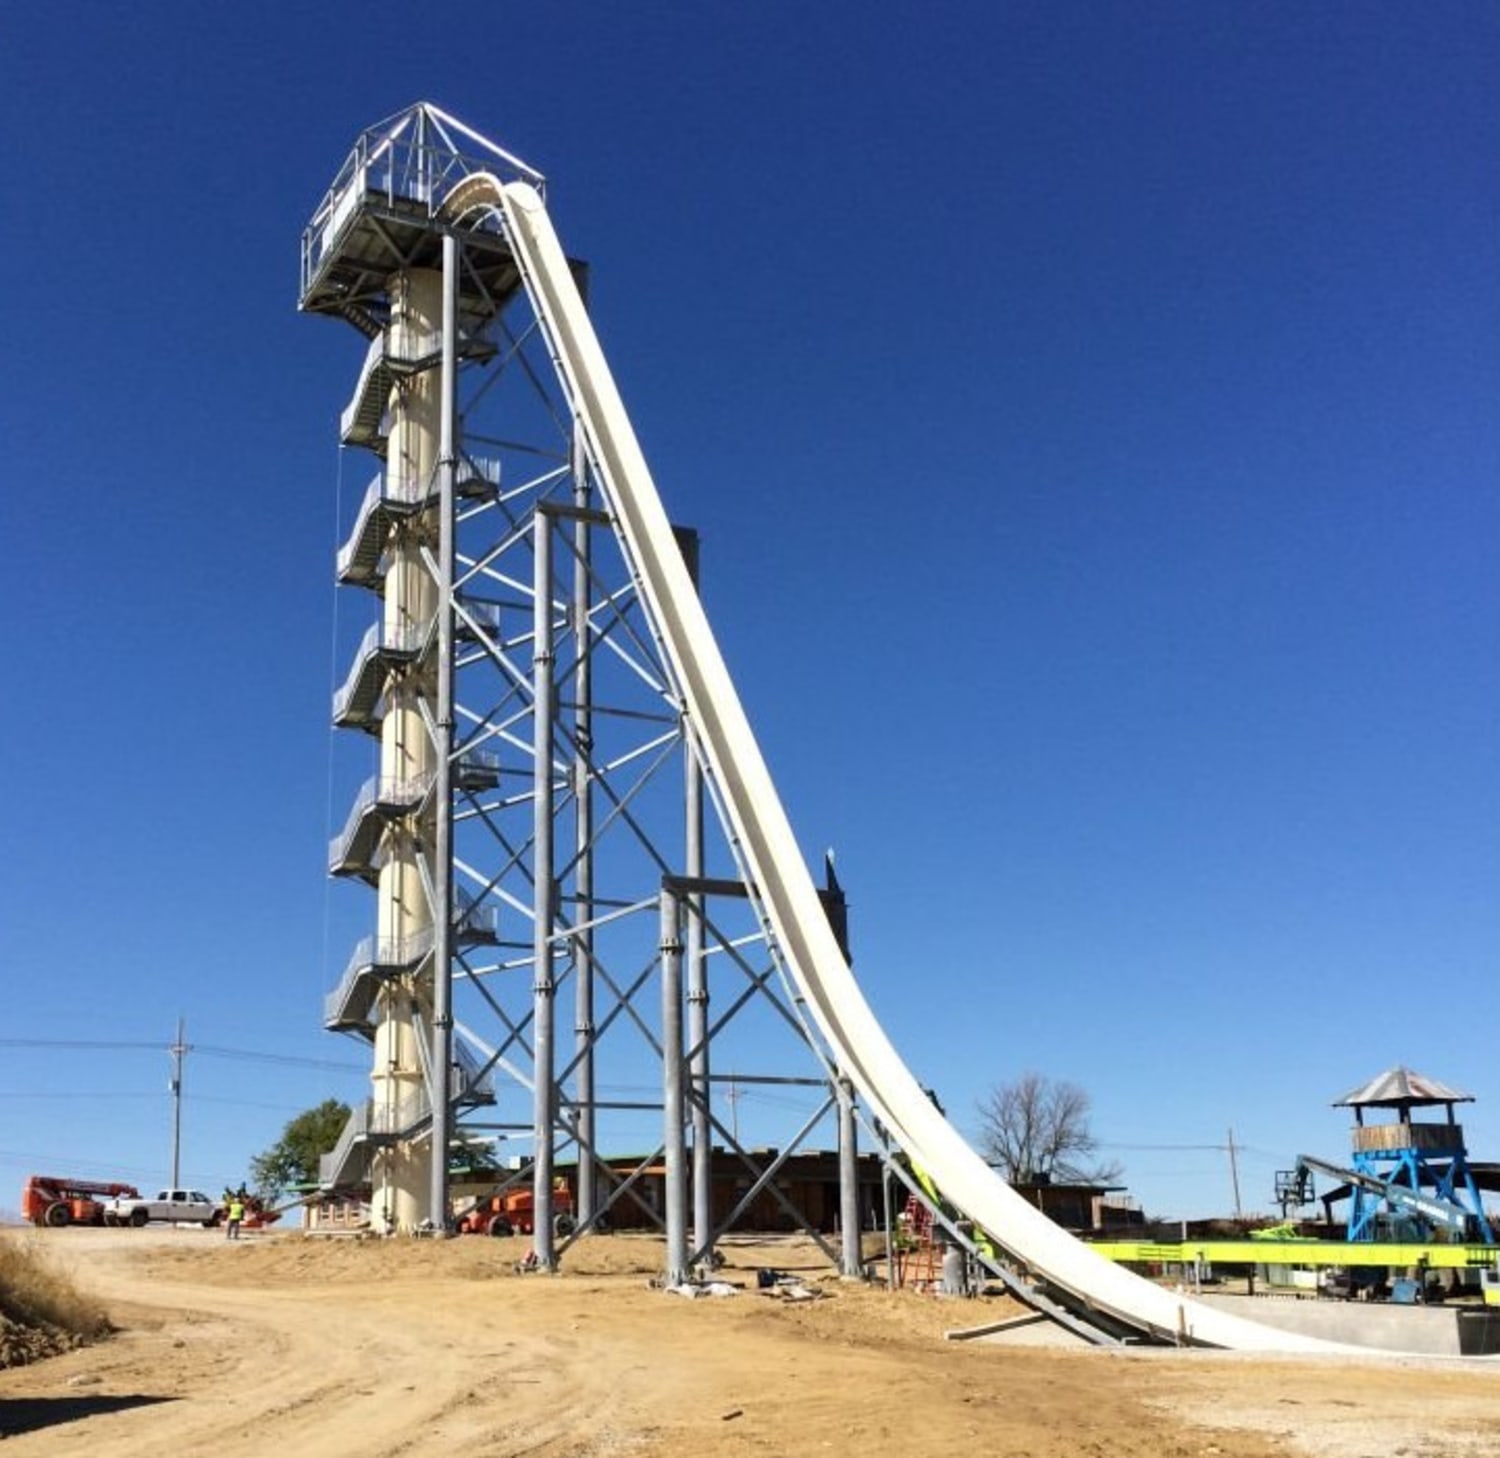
976 1073 1122 1185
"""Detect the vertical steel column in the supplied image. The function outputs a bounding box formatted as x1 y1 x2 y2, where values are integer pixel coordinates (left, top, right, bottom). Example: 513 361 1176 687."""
428 232 458 1233
680 534 713 1261
660 886 689 1286
572 431 597 1226
686 750 710 1259
838 1076 861 1277
531 512 557 1267
881 1140 896 1291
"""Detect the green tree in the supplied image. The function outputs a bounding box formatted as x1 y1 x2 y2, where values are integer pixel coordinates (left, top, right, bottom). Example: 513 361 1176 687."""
249 1098 350 1200
976 1073 1122 1185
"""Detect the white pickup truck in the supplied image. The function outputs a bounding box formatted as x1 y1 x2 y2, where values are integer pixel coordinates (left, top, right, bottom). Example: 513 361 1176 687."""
103 1187 222 1228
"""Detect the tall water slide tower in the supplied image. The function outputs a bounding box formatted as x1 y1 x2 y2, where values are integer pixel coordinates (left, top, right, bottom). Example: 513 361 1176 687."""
300 104 862 1270
293 104 1385 1355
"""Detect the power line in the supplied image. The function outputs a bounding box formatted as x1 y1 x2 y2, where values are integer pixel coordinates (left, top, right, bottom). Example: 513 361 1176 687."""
195 1045 364 1073
0 1091 306 1113
191 1094 315 1113
1097 1141 1230 1152
1098 1141 1285 1158
0 1039 162 1051
0 1091 162 1101
0 1037 363 1073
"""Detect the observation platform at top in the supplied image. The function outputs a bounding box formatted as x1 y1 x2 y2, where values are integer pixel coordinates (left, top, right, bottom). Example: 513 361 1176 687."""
1338 1065 1474 1157
298 101 547 333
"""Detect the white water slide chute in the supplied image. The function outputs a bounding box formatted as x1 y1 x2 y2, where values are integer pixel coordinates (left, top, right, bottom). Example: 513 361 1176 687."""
426 173 1360 1354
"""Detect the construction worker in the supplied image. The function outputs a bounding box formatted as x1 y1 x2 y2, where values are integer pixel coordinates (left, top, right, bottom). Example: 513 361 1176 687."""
226 1193 245 1241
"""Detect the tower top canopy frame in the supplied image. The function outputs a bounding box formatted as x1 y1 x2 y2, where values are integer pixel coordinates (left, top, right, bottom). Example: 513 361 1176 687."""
1333 1065 1474 1113
300 100 545 322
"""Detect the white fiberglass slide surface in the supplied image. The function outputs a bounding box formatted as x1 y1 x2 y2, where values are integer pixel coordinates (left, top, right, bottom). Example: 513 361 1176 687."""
484 178 1353 1352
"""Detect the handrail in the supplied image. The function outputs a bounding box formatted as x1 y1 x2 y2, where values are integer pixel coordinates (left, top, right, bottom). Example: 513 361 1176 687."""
324 927 437 1025
331 618 433 722
335 470 436 580
339 333 389 442
456 454 502 488
328 770 435 867
319 1100 372 1186
301 103 545 299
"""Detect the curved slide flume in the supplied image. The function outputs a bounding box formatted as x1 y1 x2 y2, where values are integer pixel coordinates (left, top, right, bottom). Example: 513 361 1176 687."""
452 173 1358 1351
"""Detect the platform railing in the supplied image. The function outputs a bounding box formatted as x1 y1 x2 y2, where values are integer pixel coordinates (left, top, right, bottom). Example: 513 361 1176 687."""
328 770 436 869
301 105 545 298
331 618 433 723
324 927 438 1025
335 470 436 580
1351 1121 1465 1154
339 332 390 442
319 1100 372 1187
455 889 498 943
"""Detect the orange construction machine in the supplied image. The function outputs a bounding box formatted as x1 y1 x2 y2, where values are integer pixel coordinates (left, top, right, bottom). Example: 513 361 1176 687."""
21 1175 141 1228
457 1182 575 1238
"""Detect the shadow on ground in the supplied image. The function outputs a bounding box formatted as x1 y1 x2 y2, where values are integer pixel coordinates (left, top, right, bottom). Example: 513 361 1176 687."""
0 1393 175 1437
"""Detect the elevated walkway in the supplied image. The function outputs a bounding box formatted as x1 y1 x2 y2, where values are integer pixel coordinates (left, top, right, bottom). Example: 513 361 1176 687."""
455 750 500 793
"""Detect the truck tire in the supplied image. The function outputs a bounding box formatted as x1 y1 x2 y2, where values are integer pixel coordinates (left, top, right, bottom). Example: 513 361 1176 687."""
130 1207 149 1228
43 1201 70 1228
486 1215 513 1238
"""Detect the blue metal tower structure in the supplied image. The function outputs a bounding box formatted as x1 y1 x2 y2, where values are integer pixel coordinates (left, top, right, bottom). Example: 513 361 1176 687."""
1336 1066 1493 1244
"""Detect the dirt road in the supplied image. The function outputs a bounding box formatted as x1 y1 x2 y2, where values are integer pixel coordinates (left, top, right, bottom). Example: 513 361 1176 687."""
2 1227 1498 1456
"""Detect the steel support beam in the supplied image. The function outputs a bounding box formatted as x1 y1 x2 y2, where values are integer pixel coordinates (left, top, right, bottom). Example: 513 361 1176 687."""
428 231 459 1234
686 769 712 1263
679 534 713 1266
660 885 689 1286
838 1075 861 1277
531 511 557 1267
572 428 597 1226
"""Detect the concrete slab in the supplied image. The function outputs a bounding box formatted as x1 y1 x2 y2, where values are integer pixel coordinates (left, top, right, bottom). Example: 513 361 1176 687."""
1199 1293 1500 1356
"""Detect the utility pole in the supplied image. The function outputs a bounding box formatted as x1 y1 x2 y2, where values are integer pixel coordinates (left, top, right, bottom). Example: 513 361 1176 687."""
726 1074 741 1145
169 1017 188 1187
1227 1127 1243 1221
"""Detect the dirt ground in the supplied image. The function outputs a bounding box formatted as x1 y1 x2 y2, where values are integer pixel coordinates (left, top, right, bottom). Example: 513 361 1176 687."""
1 1227 1498 1457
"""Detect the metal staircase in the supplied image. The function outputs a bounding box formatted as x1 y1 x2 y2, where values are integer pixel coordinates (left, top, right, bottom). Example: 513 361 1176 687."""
319 1038 496 1191
324 928 437 1035
328 771 435 883
336 470 435 590
339 332 395 454
331 618 430 733
339 328 498 456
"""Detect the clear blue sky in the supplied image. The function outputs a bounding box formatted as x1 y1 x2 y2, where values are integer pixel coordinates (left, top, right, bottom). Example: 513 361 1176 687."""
3 3 1496 1221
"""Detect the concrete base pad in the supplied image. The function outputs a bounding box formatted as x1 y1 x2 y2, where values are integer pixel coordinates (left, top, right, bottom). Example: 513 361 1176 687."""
1199 1293 1500 1356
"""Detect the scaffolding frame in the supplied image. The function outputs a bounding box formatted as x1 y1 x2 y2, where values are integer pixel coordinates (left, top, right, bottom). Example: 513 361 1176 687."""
304 103 864 1274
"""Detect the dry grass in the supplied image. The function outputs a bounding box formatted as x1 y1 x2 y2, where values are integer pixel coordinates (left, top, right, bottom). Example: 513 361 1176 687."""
0 1235 111 1367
